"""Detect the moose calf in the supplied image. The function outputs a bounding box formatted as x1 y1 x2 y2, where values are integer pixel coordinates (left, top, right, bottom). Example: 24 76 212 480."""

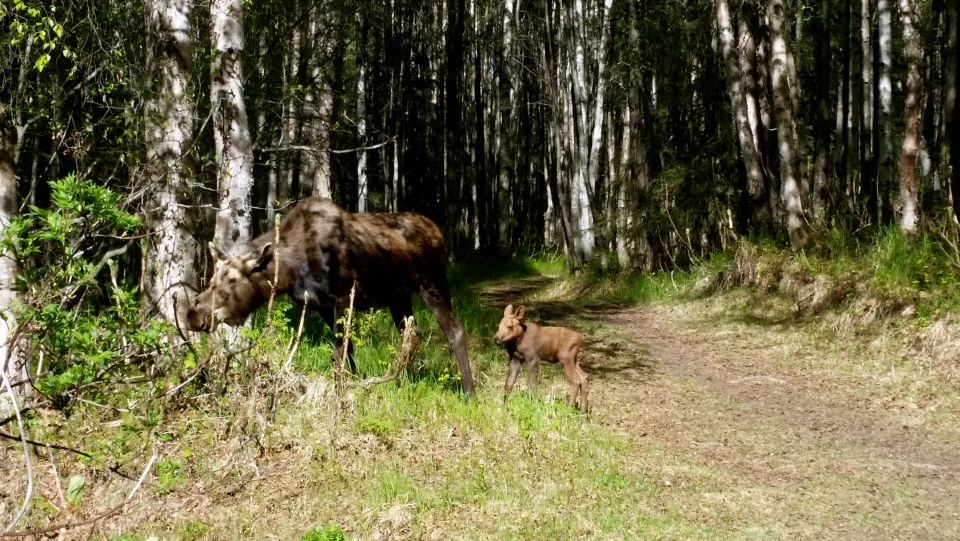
493 304 589 412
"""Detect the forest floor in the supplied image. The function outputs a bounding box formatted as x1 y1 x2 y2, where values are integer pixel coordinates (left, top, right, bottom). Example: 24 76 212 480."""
479 275 960 539
6 271 960 539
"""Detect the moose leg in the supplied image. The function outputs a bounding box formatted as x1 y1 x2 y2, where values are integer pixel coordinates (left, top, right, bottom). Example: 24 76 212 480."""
504 357 522 402
418 284 475 396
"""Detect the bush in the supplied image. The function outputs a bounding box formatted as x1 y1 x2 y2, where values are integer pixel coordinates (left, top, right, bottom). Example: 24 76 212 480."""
1 175 172 408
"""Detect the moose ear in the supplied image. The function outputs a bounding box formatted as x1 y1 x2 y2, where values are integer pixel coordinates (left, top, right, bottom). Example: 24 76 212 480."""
245 242 273 272
503 304 514 317
515 305 526 320
208 241 227 261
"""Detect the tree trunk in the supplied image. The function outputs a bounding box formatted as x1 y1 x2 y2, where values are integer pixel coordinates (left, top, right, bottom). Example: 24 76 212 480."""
0 108 20 413
948 0 960 225
876 0 895 224
143 0 200 324
211 0 254 255
304 5 333 199
496 0 517 250
356 10 369 212
897 0 923 233
717 0 767 226
810 0 831 223
767 0 810 248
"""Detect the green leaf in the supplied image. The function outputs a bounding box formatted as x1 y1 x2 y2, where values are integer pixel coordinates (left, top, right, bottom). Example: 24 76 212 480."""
66 475 85 506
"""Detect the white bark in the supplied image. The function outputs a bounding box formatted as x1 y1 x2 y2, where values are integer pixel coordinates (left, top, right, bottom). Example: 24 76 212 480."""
897 0 922 234
1 112 20 414
211 0 254 255
719 0 765 207
496 0 516 248
144 0 199 324
565 0 613 265
356 10 368 212
878 0 895 221
767 0 810 248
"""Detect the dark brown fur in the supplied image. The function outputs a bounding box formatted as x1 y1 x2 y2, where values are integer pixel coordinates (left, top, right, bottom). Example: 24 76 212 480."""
493 304 588 411
184 197 474 395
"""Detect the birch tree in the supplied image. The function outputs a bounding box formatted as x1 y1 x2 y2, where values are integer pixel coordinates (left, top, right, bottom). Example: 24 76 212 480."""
896 0 922 233
0 107 19 413
356 9 369 212
717 0 766 223
143 0 199 324
767 0 810 248
877 0 895 223
211 0 255 254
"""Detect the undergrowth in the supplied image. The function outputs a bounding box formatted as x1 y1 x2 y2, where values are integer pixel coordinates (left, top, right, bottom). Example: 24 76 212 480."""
699 226 960 324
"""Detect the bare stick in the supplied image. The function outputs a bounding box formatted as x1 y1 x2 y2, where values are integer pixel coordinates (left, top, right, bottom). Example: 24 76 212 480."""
265 213 282 325
259 138 395 155
335 282 358 384
1 362 34 534
283 291 310 372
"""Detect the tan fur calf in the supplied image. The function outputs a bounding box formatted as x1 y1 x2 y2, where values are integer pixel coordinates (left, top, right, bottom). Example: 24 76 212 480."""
493 304 589 412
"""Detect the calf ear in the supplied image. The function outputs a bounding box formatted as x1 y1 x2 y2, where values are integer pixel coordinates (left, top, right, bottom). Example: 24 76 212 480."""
503 304 514 317
515 305 525 320
246 242 274 272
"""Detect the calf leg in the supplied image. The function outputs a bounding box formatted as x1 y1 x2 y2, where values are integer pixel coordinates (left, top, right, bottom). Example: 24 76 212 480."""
418 284 475 396
525 360 540 394
561 360 581 409
575 364 589 412
504 357 522 402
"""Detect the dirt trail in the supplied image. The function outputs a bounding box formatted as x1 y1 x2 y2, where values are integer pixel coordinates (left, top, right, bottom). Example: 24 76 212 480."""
482 278 960 539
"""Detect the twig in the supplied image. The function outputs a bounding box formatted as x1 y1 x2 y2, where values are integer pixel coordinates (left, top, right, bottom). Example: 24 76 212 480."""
335 282 358 384
283 292 310 372
265 213 282 325
259 138 395 155
0 362 34 534
0 430 142 483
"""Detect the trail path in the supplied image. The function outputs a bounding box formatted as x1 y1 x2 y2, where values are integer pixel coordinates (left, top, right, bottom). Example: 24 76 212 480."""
481 277 960 539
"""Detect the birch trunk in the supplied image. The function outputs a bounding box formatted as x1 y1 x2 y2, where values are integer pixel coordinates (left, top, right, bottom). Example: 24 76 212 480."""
810 0 831 222
356 10 368 212
144 0 199 324
949 0 960 224
767 0 810 248
565 0 612 265
211 0 254 255
896 0 922 233
717 0 767 221
496 0 516 249
877 0 895 223
0 109 20 413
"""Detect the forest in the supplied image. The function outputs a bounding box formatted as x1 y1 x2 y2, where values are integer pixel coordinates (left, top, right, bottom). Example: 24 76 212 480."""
2 0 960 538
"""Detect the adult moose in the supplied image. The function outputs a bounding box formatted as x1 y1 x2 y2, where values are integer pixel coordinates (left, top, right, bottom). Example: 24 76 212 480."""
182 197 475 395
